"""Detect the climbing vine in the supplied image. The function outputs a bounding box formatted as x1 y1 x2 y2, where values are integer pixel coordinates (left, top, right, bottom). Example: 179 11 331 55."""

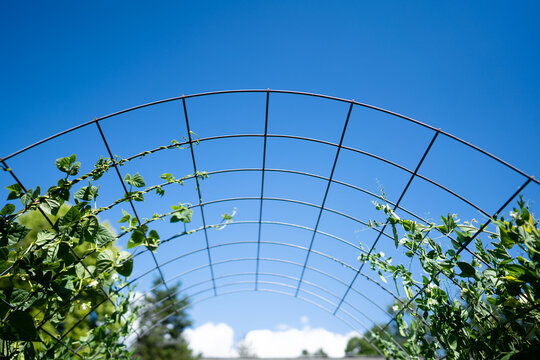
0 139 232 359
1 134 538 359
361 198 540 359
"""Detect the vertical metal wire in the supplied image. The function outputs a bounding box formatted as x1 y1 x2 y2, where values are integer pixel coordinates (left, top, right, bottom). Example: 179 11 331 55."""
1 90 538 357
94 121 181 318
255 91 270 290
376 176 533 335
333 129 440 314
0 158 120 357
294 102 355 296
181 97 217 296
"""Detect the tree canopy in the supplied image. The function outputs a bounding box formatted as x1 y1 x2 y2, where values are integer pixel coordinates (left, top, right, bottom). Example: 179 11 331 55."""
133 278 196 360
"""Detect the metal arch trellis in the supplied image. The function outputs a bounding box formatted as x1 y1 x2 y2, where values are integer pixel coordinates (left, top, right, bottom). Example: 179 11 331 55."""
0 89 538 358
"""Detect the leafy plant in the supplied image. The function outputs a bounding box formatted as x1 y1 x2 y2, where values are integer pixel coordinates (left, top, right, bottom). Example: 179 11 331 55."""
360 198 540 359
133 278 196 360
0 143 225 359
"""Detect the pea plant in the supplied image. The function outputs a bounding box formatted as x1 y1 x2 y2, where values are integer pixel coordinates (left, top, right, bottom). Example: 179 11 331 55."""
361 198 539 359
0 141 231 359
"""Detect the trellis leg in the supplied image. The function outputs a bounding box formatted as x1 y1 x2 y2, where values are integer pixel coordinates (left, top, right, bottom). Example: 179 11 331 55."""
295 102 355 297
181 97 217 296
255 90 270 290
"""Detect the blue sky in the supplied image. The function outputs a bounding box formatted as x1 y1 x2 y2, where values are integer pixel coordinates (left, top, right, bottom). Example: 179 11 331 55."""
1 1 539 355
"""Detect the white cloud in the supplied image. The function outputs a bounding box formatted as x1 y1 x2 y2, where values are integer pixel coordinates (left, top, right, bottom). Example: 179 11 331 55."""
244 327 358 358
184 322 237 357
185 321 360 358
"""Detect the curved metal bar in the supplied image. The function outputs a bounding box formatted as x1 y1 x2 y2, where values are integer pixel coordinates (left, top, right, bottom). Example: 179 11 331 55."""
136 271 372 328
142 279 341 326
3 89 536 187
128 242 399 314
131 271 410 355
2 88 536 359
104 165 489 272
135 278 407 357
174 169 492 267
131 283 387 358
104 133 491 218
140 239 396 298
118 195 391 243
130 257 396 320
57 132 490 226
131 219 365 266
32 234 397 348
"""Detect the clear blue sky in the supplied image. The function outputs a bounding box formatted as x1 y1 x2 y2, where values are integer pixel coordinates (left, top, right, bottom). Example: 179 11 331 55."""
1 0 539 346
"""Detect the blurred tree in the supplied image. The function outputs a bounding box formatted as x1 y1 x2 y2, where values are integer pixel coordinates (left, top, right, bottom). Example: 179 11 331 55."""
133 278 196 360
313 348 328 357
345 303 408 357
345 336 378 356
236 339 257 358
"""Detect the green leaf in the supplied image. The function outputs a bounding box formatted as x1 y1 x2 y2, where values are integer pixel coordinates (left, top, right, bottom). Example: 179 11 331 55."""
170 209 193 223
0 203 15 216
116 251 133 277
69 162 81 176
75 262 87 279
118 209 131 223
74 184 99 201
82 216 99 243
127 228 145 249
57 206 81 232
10 288 30 306
124 172 145 188
35 230 57 246
448 334 458 350
156 186 165 197
457 262 476 278
20 189 34 206
160 173 173 181
130 216 139 227
51 277 74 300
6 183 24 200
56 154 79 175
95 249 115 274
146 230 160 251
39 197 61 214
94 225 115 246
131 173 145 187
2 222 30 246
0 310 38 341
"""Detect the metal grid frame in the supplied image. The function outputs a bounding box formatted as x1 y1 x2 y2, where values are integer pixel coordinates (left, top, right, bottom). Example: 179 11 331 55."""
1 89 538 358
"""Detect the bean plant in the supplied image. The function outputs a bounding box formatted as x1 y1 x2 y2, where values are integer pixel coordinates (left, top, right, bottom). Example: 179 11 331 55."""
0 140 231 359
362 198 539 359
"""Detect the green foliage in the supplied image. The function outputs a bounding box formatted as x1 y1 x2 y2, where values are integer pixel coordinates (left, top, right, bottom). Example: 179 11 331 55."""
345 336 379 356
361 198 540 359
0 146 217 359
133 278 197 360
300 348 328 358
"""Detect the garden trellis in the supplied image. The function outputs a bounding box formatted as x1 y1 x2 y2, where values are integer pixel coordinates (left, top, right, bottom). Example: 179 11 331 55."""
1 89 538 358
